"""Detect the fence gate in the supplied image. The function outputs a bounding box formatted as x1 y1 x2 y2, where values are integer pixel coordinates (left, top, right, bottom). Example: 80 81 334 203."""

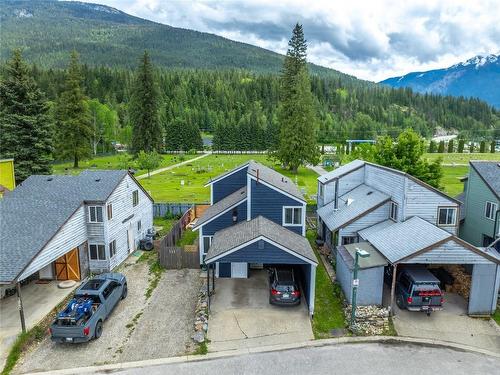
159 246 199 269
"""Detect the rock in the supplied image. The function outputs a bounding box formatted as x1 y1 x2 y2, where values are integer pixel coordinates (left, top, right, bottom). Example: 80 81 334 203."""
203 323 208 332
195 323 203 331
192 331 205 343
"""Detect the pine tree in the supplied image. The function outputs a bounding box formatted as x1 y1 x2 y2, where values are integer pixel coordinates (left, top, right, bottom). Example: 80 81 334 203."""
447 139 454 153
129 51 162 153
428 140 436 153
457 139 465 153
54 51 92 168
0 50 53 183
276 24 319 173
479 140 486 153
437 141 445 153
490 140 495 153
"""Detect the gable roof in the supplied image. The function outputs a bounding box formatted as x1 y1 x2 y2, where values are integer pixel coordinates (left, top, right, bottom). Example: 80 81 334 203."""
204 161 250 187
193 186 247 229
317 184 390 231
0 170 136 283
470 161 500 200
318 159 365 183
205 215 317 264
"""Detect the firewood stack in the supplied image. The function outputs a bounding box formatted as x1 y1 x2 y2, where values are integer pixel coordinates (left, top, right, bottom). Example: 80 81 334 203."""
443 265 471 300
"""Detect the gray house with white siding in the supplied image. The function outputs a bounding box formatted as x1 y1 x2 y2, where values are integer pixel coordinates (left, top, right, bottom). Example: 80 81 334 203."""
316 160 500 315
0 170 153 287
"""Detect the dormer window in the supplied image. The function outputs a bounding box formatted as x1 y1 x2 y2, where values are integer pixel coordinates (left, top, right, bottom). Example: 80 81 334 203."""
390 202 398 221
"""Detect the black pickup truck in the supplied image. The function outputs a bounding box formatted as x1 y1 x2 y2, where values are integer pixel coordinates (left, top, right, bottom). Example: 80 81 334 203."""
50 273 127 343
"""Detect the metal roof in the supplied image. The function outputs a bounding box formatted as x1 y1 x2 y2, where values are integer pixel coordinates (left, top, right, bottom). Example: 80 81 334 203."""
470 161 500 200
205 215 317 264
193 187 247 229
0 170 129 283
247 161 305 201
338 242 388 269
358 220 395 240
317 159 365 183
360 216 451 263
317 184 390 231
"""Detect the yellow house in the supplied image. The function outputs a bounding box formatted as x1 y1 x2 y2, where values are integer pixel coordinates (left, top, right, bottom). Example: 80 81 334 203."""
0 159 16 196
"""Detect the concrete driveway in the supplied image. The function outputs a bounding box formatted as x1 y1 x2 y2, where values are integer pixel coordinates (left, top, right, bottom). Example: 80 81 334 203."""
392 292 500 353
208 269 313 352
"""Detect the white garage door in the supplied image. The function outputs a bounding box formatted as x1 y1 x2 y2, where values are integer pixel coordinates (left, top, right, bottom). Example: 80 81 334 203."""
231 262 248 278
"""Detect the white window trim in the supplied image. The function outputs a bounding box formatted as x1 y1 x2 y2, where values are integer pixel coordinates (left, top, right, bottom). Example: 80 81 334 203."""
437 207 457 227
109 240 117 258
107 203 113 221
88 206 103 223
89 243 106 261
202 236 213 255
318 183 324 199
390 202 398 221
282 206 304 227
132 190 139 206
484 201 498 221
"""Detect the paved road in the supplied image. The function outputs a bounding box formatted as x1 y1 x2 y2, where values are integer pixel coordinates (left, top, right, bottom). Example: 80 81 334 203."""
100 342 500 375
135 152 211 179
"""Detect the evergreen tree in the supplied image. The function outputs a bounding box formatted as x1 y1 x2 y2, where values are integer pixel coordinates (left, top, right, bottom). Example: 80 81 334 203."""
428 140 436 153
479 140 486 153
457 139 465 153
437 140 445 153
276 24 319 173
129 51 161 153
0 50 53 183
490 140 495 153
447 139 454 153
54 51 92 168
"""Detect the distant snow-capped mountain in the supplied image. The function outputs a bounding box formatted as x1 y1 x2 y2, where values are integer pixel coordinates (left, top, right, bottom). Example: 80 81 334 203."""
380 54 500 108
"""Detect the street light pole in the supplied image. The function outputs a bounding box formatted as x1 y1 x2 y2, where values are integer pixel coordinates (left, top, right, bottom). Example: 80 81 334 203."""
350 248 370 330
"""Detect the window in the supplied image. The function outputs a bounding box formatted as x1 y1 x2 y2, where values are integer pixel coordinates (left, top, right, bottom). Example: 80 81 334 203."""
318 183 324 198
203 236 213 254
482 235 494 247
88 206 103 223
137 220 142 232
89 244 106 260
485 201 498 221
390 202 398 221
109 240 116 258
283 206 303 226
107 203 113 220
341 236 357 245
132 190 139 206
437 207 457 226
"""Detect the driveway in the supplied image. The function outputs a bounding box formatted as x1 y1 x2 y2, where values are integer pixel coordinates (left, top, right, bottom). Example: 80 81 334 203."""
14 263 200 374
208 269 313 352
392 292 500 353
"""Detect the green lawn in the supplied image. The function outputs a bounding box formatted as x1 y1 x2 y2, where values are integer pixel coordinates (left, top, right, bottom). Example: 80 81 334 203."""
140 154 320 203
52 153 195 177
441 165 468 197
176 228 198 247
493 309 500 326
424 153 500 164
153 217 177 237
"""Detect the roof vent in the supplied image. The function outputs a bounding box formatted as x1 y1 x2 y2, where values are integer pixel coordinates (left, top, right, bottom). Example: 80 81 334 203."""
367 191 373 195
46 177 53 181
347 198 354 206
95 178 101 182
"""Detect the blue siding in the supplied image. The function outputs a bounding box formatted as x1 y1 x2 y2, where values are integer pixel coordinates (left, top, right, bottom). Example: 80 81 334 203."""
212 168 247 203
219 263 231 278
203 201 247 236
250 179 304 235
300 264 312 310
215 240 309 264
468 263 499 314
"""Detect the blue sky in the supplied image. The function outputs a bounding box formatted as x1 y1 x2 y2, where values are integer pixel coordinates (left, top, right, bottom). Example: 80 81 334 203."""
73 0 500 81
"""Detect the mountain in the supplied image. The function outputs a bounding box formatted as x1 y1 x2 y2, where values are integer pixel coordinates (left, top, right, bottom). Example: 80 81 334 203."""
0 0 354 80
380 54 500 108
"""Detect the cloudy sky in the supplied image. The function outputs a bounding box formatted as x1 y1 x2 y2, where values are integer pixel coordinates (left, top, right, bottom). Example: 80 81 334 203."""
78 0 499 81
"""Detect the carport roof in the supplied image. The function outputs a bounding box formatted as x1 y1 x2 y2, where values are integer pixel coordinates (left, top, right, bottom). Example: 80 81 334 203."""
338 242 388 269
205 216 317 265
317 184 390 231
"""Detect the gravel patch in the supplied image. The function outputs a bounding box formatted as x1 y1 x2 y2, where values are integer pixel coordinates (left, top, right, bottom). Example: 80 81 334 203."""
14 262 201 374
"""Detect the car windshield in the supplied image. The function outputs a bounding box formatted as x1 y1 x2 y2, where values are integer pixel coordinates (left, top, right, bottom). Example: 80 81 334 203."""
412 284 441 297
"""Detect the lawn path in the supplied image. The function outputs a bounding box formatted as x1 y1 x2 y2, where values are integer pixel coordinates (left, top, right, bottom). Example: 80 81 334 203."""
135 152 211 180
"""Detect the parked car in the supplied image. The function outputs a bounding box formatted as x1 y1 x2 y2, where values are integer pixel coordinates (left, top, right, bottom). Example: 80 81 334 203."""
268 267 301 306
50 273 127 343
395 267 443 316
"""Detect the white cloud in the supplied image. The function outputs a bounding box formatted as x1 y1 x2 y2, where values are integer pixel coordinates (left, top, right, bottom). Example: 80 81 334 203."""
72 0 500 81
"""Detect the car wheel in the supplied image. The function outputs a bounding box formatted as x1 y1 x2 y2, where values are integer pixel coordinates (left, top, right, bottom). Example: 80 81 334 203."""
396 295 404 309
94 321 103 339
121 283 128 299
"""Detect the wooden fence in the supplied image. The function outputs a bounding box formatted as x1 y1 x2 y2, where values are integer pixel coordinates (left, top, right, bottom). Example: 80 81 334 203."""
153 203 193 218
157 207 200 269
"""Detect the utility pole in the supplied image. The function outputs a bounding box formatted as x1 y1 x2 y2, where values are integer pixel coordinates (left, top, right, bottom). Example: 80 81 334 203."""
350 248 370 330
16 282 26 333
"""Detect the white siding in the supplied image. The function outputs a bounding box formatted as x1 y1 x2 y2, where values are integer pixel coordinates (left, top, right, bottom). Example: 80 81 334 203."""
364 165 405 218
341 202 391 236
337 167 364 196
319 180 336 208
402 240 492 264
19 206 87 280
105 175 153 270
404 178 458 234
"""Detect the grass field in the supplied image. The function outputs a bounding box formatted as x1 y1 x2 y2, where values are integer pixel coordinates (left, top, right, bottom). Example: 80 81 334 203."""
52 153 195 177
424 153 500 164
441 165 468 197
140 154 320 203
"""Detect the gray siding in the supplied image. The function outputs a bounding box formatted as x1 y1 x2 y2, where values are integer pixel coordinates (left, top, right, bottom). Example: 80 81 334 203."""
215 240 309 264
401 240 492 264
202 201 247 236
468 263 499 315
340 202 390 236
250 179 304 235
364 165 405 219
337 167 364 196
212 168 247 203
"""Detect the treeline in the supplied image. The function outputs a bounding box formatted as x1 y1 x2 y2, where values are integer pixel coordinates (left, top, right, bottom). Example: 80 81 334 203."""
25 64 500 152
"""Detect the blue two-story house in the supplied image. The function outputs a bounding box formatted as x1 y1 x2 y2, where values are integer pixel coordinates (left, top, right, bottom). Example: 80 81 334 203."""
192 160 317 315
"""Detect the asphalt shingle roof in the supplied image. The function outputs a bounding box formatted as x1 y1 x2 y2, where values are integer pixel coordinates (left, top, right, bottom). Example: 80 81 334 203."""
205 216 317 264
0 170 128 283
470 161 500 199
194 187 247 229
359 216 452 263
317 184 390 231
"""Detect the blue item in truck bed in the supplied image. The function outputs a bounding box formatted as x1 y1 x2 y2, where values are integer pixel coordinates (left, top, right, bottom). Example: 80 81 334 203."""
58 297 93 323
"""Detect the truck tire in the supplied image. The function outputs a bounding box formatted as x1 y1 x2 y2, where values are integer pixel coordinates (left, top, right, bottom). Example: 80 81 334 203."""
121 283 128 299
94 320 103 339
396 295 404 309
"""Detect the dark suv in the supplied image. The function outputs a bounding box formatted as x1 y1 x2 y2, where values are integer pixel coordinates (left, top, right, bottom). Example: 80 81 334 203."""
268 267 301 306
395 267 444 315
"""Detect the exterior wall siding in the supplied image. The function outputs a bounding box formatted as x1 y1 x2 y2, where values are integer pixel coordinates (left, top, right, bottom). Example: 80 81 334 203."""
468 263 499 315
340 203 390 236
212 168 247 203
364 165 405 219
337 168 364 196
19 206 88 280
215 240 309 264
401 240 493 264
250 179 305 235
202 201 247 236
460 168 500 246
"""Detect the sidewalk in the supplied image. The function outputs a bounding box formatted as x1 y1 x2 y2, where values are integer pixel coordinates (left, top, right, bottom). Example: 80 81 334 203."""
135 153 211 179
